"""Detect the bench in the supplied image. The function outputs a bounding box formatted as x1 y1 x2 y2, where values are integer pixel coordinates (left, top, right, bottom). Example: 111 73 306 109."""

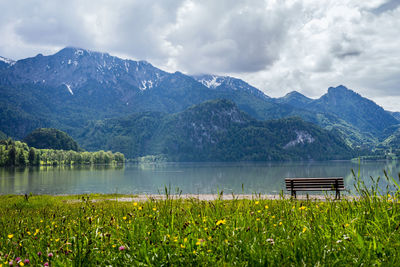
285 177 345 199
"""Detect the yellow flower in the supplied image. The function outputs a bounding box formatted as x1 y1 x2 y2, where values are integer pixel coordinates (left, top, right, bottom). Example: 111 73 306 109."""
112 244 116 248
273 224 277 227
180 244 185 248
184 237 188 243
264 205 269 209
216 219 226 226
207 249 212 253
302 227 307 233
255 201 259 205
133 202 138 206
19 262 24 267
27 231 31 235
256 218 260 221
299 206 306 211
193 250 196 254
279 222 283 226
55 238 60 242
123 216 127 220
8 234 13 239
138 206 143 210
345 223 350 227
257 210 261 213
204 227 208 231
272 215 275 219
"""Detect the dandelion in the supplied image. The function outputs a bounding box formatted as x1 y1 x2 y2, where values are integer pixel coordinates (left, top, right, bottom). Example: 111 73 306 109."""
7 234 13 239
112 245 116 248
133 202 138 206
255 201 259 205
257 210 261 213
207 249 212 253
299 206 306 211
216 219 226 226
19 262 24 267
345 223 350 227
279 222 283 226
180 244 185 248
265 205 269 209
152 208 157 211
256 218 260 221
302 227 307 233
119 246 125 251
122 216 127 220
184 237 187 243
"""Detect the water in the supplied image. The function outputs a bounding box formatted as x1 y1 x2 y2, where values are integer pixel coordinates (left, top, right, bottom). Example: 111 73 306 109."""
1 161 400 195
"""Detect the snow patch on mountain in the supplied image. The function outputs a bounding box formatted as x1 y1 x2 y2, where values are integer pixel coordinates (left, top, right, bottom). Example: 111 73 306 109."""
64 83 74 95
0 56 16 65
197 75 222 89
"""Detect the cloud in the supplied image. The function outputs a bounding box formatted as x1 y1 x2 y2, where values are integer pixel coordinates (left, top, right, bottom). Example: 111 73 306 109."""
0 0 399 110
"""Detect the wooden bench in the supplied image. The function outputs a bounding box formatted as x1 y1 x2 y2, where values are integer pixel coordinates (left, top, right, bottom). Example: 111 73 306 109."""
285 177 345 199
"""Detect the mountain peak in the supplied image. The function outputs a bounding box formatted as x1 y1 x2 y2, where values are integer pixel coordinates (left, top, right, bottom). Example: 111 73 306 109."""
0 56 16 66
327 85 356 95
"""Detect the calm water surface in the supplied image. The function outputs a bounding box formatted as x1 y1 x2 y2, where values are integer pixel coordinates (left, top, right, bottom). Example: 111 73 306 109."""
1 161 400 195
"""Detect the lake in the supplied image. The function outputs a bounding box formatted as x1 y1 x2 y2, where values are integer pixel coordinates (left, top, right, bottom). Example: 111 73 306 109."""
1 160 400 195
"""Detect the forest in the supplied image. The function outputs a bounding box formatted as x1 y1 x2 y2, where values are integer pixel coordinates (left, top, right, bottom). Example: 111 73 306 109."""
0 139 124 167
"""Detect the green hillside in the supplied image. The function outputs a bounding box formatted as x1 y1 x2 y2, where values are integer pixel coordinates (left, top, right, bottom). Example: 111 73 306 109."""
78 99 354 161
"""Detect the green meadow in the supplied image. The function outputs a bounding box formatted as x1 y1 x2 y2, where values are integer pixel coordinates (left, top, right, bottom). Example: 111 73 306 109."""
1 174 400 266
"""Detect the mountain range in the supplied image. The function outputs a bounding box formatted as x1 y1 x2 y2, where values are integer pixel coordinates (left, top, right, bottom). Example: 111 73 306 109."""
0 47 398 160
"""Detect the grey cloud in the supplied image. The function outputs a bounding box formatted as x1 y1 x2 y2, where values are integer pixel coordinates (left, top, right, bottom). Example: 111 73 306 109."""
371 0 400 14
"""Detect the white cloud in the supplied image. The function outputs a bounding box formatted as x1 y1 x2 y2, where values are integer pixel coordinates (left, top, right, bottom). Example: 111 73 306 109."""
0 0 399 110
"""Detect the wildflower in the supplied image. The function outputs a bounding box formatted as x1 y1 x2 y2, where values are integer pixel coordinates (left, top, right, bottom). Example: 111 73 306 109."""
152 208 157 211
302 227 307 233
133 202 138 206
255 201 259 205
27 231 31 235
273 224 277 227
272 215 275 219
19 262 24 267
256 218 260 221
8 261 13 266
112 245 116 248
184 237 187 243
122 216 127 220
180 244 185 248
138 206 143 210
23 260 29 265
257 210 261 213
44 263 49 267
37 252 42 257
193 250 196 254
8 234 13 239
119 246 125 251
266 238 275 245
345 223 350 227
15 258 21 263
279 222 283 226
207 249 212 253
47 253 53 258
216 219 226 226
265 205 269 209
299 206 306 211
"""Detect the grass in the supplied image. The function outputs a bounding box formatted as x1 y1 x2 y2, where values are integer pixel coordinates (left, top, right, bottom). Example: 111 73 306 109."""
1 174 400 266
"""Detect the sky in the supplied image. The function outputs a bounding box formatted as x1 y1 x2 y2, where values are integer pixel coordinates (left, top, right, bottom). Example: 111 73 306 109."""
0 0 399 111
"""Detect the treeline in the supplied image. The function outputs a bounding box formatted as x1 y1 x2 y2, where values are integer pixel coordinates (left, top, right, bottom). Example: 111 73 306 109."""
0 139 124 167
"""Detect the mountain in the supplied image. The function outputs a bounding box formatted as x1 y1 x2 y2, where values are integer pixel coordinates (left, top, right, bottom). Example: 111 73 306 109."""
391 112 400 122
193 74 269 100
78 99 353 161
306 85 398 136
0 47 397 156
274 91 313 108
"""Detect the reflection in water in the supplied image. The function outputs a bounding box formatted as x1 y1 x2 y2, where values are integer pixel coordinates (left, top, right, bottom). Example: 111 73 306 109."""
0 161 399 195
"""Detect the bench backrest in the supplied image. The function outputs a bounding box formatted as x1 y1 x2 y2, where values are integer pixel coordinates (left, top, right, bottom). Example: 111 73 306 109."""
285 177 345 191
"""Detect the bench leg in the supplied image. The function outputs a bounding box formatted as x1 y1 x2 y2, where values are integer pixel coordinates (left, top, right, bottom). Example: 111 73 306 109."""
335 190 340 200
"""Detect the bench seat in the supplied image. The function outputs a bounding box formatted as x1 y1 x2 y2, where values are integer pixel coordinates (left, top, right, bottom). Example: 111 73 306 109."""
285 177 345 199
